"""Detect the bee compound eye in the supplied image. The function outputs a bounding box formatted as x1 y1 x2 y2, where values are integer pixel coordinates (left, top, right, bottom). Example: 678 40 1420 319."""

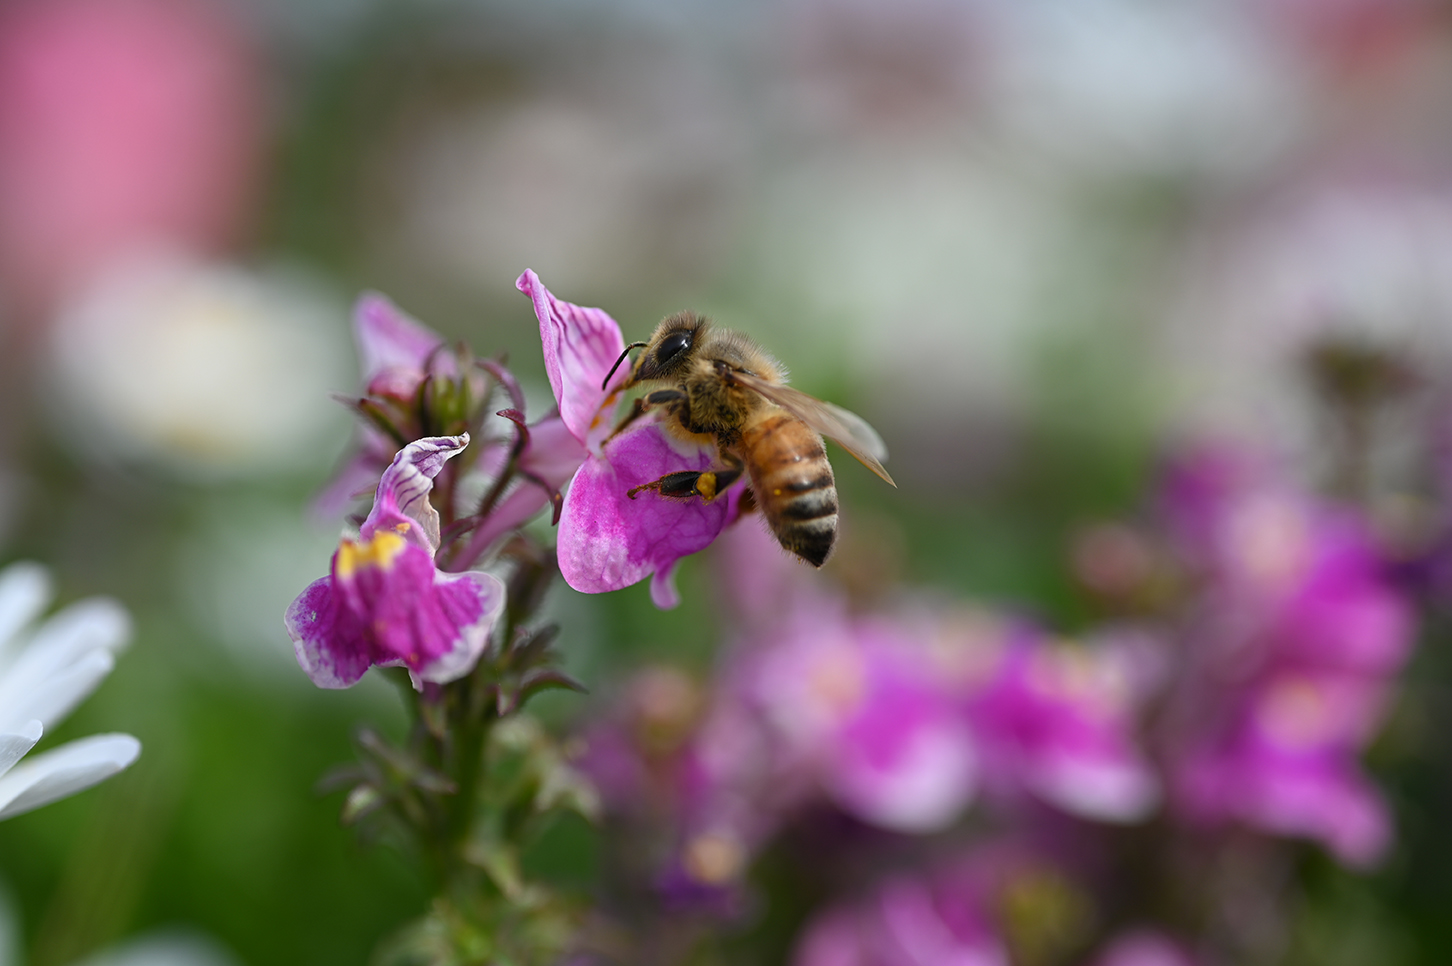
656 331 692 365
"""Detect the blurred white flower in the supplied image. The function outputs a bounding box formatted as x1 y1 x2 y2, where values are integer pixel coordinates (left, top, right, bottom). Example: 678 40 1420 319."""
977 0 1309 179
47 251 350 477
68 932 240 966
0 881 239 966
0 562 139 821
391 87 746 300
1165 174 1452 443
752 147 1126 410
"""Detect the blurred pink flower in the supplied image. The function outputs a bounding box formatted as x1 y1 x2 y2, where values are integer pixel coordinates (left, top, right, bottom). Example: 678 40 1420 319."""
697 588 1160 835
793 859 1010 966
0 0 262 311
1160 446 1413 865
515 270 737 608
966 632 1161 823
744 598 981 833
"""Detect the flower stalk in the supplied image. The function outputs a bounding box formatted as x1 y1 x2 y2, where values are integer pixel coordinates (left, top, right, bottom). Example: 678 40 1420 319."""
294 294 598 964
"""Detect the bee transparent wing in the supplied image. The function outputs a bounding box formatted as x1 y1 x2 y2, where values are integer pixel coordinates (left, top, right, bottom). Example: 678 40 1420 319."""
732 371 896 486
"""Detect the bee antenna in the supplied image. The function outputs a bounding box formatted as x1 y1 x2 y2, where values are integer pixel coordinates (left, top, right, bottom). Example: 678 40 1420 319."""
602 342 648 391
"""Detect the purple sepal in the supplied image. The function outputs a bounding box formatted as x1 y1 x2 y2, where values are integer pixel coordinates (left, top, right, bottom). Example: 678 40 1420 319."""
556 419 732 606
286 436 506 689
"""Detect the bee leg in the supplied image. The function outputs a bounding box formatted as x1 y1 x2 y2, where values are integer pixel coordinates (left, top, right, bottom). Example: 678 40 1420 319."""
643 389 686 407
604 396 652 442
628 464 743 502
605 390 689 443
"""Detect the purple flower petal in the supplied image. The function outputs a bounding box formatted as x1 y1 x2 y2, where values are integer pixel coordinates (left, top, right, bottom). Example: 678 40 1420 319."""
353 291 446 390
287 433 505 689
286 576 371 689
286 538 505 689
556 419 732 605
516 270 629 447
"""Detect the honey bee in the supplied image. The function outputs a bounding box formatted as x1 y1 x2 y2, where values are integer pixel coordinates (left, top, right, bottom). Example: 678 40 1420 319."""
603 312 895 567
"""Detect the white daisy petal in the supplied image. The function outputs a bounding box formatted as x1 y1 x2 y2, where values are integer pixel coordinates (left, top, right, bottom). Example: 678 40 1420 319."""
0 597 130 734
20 597 132 667
0 649 115 735
0 733 140 820
0 563 52 664
0 721 43 780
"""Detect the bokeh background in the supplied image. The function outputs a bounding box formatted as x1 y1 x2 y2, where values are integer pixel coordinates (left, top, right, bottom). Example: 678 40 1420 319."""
2 0 1452 963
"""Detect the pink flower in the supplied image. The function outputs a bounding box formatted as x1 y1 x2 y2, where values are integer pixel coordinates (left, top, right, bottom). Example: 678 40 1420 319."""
0 0 262 311
515 270 737 608
966 631 1161 823
286 436 506 689
793 865 1009 966
1159 446 1413 866
316 293 449 519
746 599 980 833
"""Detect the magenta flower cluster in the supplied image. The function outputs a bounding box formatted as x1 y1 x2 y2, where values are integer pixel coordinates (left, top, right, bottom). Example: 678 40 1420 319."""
1159 448 1412 867
577 446 1415 965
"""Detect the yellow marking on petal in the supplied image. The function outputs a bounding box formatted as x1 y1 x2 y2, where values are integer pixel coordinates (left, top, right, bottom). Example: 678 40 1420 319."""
335 529 409 579
394 521 411 533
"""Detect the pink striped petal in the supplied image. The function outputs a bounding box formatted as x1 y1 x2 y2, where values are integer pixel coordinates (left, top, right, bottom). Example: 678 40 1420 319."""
516 270 629 447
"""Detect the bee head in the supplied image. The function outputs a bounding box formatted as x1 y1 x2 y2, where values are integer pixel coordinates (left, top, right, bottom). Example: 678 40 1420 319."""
628 312 706 385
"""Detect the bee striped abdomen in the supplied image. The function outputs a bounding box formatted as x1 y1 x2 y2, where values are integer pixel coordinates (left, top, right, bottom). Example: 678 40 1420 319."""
742 413 838 567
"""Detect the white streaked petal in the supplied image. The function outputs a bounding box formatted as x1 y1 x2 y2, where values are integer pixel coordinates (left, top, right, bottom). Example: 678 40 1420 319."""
0 721 42 780
0 733 140 820
0 649 114 734
0 563 52 661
